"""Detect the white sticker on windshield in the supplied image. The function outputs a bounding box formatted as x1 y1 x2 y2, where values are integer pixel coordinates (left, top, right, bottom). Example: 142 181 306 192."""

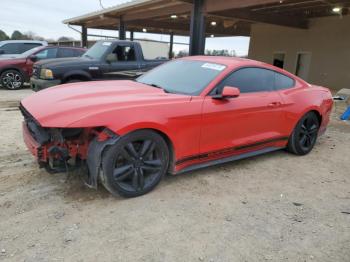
201 63 226 71
102 42 112 46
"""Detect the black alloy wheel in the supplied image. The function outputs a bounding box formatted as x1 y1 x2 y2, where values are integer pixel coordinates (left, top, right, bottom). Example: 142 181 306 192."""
0 70 24 90
287 112 320 155
102 130 169 197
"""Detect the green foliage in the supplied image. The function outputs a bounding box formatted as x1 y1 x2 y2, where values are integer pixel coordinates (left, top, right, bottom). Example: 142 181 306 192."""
11 30 28 40
205 49 236 57
0 30 9 41
58 36 74 42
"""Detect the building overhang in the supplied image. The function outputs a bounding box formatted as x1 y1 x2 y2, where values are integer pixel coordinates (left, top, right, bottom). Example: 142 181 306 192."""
63 0 350 37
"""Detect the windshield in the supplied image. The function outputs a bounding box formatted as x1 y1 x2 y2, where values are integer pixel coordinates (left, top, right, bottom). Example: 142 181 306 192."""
83 41 112 59
136 60 226 95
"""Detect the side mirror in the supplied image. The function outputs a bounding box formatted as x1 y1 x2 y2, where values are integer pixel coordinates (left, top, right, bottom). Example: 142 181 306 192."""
106 53 117 63
213 86 240 99
0 50 4 55
29 55 38 62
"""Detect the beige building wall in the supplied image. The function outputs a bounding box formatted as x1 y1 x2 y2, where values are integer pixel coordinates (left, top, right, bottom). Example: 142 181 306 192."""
248 15 350 90
137 40 169 60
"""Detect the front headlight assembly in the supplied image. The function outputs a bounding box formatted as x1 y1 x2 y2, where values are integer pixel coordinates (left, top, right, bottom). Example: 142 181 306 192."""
40 69 54 80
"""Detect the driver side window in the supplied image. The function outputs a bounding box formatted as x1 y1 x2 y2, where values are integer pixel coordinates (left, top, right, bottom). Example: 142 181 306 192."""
211 67 275 95
110 45 136 62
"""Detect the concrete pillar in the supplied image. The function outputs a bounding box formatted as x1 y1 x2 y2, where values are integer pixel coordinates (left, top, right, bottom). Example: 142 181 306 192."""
189 0 206 56
119 16 126 40
81 26 88 48
169 32 174 59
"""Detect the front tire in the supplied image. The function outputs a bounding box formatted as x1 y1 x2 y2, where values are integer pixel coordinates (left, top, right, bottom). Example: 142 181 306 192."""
287 112 320 155
101 130 169 198
65 79 82 84
0 70 24 90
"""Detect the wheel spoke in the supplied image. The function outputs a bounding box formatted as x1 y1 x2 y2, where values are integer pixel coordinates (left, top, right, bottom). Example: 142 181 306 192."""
299 129 307 135
132 169 139 190
137 168 145 190
113 165 133 181
309 124 318 134
305 118 314 129
300 135 307 147
141 165 161 172
305 136 311 147
121 149 133 162
140 140 153 157
143 159 162 167
126 142 139 159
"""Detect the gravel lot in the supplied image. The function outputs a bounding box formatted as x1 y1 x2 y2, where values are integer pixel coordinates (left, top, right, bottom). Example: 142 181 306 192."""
0 88 349 262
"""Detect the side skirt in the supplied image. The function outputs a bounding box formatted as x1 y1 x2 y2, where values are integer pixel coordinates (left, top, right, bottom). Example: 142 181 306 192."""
175 147 283 175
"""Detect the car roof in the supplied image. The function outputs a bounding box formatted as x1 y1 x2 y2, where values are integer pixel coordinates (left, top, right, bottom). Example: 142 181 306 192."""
96 40 133 44
55 46 87 50
181 56 272 69
180 55 301 80
0 40 47 44
34 46 86 50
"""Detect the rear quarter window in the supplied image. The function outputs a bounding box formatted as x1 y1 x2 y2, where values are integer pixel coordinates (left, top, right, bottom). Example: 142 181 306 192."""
274 72 295 90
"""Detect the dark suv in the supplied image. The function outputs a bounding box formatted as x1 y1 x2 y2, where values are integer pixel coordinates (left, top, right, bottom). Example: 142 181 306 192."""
0 46 86 90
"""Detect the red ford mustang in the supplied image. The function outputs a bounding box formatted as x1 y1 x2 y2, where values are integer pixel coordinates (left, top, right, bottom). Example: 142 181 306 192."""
20 56 333 197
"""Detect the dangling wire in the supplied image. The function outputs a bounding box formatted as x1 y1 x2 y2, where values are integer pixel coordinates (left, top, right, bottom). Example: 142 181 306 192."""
99 0 105 9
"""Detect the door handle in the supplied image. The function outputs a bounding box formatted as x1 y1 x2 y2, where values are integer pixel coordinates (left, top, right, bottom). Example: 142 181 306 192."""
268 102 281 107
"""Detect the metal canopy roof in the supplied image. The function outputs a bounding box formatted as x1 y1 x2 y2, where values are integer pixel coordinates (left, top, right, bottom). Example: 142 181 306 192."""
63 0 350 36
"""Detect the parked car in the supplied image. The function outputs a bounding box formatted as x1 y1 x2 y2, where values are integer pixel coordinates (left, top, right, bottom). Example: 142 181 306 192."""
30 40 167 91
0 46 86 90
0 40 47 58
20 56 333 197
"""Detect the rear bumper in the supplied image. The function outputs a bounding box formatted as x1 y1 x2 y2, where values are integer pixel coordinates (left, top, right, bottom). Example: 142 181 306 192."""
30 77 61 92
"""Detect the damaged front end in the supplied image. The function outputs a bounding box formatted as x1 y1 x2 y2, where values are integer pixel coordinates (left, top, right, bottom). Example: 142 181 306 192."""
20 104 119 189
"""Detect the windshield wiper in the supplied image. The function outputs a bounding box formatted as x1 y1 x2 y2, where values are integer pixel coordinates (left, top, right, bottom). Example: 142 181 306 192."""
149 83 170 93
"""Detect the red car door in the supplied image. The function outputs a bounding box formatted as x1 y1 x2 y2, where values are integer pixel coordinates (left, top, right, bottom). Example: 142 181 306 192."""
200 67 287 157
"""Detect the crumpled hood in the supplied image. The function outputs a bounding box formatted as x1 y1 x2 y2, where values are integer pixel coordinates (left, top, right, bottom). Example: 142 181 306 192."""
21 80 191 128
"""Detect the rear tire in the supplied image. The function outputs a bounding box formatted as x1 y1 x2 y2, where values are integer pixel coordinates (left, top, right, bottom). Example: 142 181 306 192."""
0 70 24 90
101 130 169 198
287 112 320 155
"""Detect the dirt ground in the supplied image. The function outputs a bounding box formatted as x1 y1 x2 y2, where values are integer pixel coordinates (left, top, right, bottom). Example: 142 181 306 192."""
0 88 349 262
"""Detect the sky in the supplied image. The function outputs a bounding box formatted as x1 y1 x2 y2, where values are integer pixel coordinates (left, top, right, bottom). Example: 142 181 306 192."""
0 0 250 56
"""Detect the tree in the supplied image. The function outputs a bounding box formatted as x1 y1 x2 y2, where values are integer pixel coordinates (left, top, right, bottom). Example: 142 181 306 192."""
11 30 26 40
57 36 74 42
205 49 235 57
176 50 189 58
24 31 45 41
0 30 9 41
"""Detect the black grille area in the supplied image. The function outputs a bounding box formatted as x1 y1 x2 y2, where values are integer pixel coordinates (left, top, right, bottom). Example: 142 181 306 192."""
20 104 50 145
32 65 40 79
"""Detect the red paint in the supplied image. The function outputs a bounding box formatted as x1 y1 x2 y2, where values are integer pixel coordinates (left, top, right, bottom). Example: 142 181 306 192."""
21 56 333 172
